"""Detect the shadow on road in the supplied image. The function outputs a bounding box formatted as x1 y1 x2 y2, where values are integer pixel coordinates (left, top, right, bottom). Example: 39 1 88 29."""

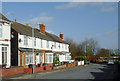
90 63 120 81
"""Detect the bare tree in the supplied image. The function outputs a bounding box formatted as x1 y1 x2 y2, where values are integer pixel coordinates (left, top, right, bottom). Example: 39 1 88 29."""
65 38 79 58
78 38 100 56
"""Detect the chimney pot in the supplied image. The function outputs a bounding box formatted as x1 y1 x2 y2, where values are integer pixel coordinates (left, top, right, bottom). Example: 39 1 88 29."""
59 33 63 39
39 23 45 35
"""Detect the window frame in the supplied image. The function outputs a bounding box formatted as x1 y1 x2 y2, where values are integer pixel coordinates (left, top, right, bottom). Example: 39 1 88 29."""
2 46 7 65
25 54 33 65
24 35 28 46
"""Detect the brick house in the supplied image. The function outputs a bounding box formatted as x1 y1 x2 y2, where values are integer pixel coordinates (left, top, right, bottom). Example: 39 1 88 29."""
0 14 71 68
0 13 11 68
10 18 71 68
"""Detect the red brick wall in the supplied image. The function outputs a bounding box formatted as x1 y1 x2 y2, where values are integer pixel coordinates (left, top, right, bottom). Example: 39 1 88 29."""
0 67 24 77
66 63 74 67
43 66 50 71
53 65 66 70
24 68 32 74
34 67 44 73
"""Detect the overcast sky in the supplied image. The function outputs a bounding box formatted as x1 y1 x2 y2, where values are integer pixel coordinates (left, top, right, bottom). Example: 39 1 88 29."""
2 2 118 49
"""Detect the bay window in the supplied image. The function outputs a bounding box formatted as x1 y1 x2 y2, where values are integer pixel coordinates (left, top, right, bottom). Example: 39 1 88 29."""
46 54 53 63
26 54 33 65
2 47 7 64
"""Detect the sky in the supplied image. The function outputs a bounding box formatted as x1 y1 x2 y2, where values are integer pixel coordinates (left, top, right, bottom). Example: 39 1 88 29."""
1 2 118 49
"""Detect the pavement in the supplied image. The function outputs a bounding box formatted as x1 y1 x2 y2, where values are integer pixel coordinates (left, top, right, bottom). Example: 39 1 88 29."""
1 63 120 80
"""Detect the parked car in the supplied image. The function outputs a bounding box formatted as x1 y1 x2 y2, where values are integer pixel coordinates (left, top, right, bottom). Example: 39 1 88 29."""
108 60 114 65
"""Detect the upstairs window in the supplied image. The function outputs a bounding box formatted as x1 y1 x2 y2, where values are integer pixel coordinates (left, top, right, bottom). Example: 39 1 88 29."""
47 40 49 48
34 38 36 46
54 42 56 48
41 39 43 48
0 24 2 37
24 36 28 45
65 44 67 50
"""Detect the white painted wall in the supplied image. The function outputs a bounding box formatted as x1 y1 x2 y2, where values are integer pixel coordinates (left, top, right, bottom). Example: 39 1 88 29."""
0 22 11 68
18 34 69 52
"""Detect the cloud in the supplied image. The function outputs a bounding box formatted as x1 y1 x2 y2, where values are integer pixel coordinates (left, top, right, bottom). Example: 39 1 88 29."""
100 6 114 12
56 2 116 12
104 30 117 36
56 2 87 9
25 12 53 27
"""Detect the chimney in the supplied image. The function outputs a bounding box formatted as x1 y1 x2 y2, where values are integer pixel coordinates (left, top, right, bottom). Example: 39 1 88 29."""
59 33 63 39
15 19 17 22
39 23 45 35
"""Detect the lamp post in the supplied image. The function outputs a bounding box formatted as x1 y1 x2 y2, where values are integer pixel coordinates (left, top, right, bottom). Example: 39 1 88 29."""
85 43 89 57
32 26 34 74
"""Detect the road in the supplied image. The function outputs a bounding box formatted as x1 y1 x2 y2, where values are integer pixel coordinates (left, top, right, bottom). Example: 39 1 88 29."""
32 63 117 79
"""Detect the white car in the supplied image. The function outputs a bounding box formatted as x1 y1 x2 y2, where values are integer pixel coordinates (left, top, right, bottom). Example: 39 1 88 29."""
108 60 114 65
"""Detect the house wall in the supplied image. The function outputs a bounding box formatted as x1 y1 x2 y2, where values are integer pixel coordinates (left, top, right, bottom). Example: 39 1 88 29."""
18 34 69 52
0 22 11 68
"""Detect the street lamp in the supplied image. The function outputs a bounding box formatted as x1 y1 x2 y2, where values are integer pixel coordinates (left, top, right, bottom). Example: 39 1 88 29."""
85 43 89 57
32 26 35 74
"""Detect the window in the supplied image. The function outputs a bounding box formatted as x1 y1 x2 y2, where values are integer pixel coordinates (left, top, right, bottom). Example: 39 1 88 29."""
34 38 36 46
0 24 2 37
62 44 64 49
26 54 33 65
65 55 70 60
65 44 67 50
2 47 7 64
54 42 56 48
59 43 60 49
24 36 28 45
46 54 53 63
47 41 49 48
41 39 43 48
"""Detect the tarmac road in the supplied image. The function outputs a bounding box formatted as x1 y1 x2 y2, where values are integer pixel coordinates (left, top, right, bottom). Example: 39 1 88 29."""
33 63 117 79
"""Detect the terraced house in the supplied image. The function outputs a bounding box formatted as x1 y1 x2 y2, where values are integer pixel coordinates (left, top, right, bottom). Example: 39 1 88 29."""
0 13 11 68
0 14 71 68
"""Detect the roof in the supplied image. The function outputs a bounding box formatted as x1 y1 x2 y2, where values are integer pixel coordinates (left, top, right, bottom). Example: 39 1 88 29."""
1 13 68 44
11 21 68 44
45 32 67 44
0 13 11 22
11 21 53 41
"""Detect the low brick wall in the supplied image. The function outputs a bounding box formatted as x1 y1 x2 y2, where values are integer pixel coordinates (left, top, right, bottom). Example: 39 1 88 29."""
43 66 50 71
74 61 78 66
0 67 24 77
53 64 66 70
24 68 32 73
34 67 44 73
66 63 74 67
